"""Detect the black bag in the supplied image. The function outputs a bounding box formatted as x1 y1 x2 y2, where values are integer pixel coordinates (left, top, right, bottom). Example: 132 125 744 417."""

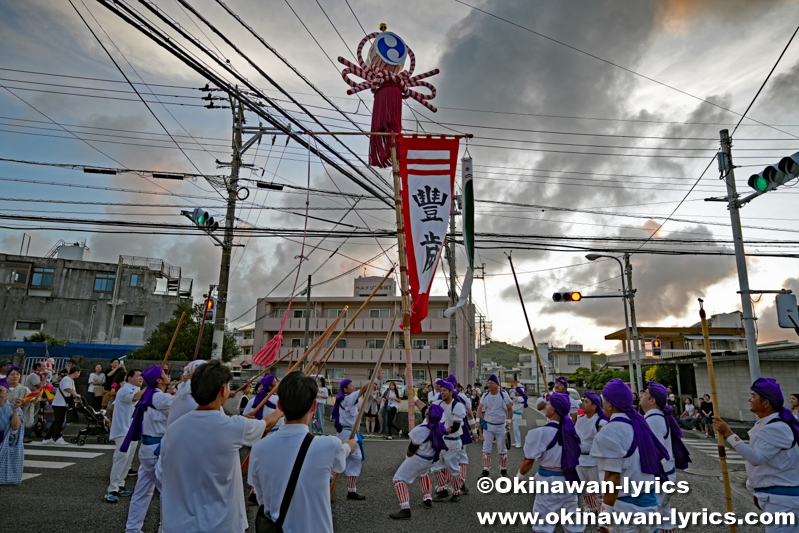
256 433 313 533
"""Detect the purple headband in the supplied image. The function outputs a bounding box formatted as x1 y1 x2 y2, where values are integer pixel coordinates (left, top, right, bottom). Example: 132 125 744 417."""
515 387 529 408
752 377 799 446
436 379 456 392
488 374 499 385
120 365 163 453
556 377 568 388
647 382 691 470
546 393 581 481
424 403 449 461
446 373 458 387
603 379 670 480
584 391 608 423
331 379 354 433
0 378 9 390
251 374 277 419
7 365 21 375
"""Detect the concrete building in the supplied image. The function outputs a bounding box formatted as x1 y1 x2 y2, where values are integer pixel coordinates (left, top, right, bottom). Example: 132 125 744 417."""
0 243 192 346
231 327 255 368
253 275 475 390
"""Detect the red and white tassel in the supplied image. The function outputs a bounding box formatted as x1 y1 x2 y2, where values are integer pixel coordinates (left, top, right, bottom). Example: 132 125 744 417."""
394 480 410 509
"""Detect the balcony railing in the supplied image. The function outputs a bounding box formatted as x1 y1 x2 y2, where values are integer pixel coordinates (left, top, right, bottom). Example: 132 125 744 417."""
257 317 451 333
605 348 694 365
263 346 450 365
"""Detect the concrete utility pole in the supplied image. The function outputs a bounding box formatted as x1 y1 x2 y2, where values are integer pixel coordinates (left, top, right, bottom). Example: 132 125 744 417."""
303 275 312 351
447 201 458 375
624 253 644 392
719 129 760 382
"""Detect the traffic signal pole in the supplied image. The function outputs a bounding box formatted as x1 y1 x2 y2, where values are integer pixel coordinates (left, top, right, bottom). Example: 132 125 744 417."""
719 129 760 382
624 253 644 393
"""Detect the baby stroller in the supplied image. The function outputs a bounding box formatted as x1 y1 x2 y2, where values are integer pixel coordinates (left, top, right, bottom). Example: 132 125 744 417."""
70 395 111 446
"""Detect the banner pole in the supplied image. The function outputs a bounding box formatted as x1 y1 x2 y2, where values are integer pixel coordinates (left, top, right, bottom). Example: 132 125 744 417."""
391 140 416 430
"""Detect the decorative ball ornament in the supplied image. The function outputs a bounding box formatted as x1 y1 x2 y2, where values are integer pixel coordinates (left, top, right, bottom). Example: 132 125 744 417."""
337 25 441 167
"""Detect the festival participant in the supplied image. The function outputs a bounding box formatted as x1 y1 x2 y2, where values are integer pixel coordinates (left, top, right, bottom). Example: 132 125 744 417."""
511 386 529 448
166 360 205 427
159 360 277 533
438 373 476 496
331 374 381 500
640 382 691 533
248 371 357 533
123 366 172 533
427 380 440 404
575 391 608 513
105 368 142 503
476 374 513 478
591 379 669 533
390 403 449 520
244 375 281 426
517 392 583 533
431 379 467 502
537 377 579 423
714 378 799 533
0 378 24 486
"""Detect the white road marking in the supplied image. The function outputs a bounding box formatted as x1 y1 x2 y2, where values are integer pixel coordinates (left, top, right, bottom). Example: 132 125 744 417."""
24 460 76 469
22 473 41 481
24 449 103 459
27 442 116 451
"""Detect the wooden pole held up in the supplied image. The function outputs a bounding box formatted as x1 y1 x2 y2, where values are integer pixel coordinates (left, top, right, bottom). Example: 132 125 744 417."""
507 254 547 388
162 311 185 368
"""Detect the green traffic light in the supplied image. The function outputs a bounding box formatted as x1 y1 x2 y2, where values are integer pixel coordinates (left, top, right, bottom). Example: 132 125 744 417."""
197 212 208 224
749 174 769 192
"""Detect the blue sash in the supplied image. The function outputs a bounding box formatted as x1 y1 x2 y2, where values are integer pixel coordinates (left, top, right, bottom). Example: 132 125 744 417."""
342 426 365 460
618 493 658 508
415 453 435 461
444 435 461 441
664 468 675 476
537 466 565 477
142 435 162 457
754 486 799 496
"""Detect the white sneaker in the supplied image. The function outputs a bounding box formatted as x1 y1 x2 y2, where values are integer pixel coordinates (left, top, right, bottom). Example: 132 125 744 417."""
41 438 54 445
54 438 69 446
514 444 522 448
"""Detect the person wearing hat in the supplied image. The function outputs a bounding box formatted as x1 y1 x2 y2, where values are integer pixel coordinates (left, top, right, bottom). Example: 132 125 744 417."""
714 377 799 532
575 391 608 514
591 379 669 533
430 378 468 502
517 392 583 533
430 373 477 498
640 382 691 533
122 366 172 532
476 374 513 478
0 359 12 380
243 375 281 426
390 402 449 520
105 368 143 503
537 377 579 423
0 377 24 486
331 373 382 500
510 387 529 448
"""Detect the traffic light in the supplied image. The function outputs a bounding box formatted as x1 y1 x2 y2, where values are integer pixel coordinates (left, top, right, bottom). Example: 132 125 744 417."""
552 292 582 302
652 338 662 357
205 296 217 322
748 151 799 193
775 292 798 329
186 207 219 232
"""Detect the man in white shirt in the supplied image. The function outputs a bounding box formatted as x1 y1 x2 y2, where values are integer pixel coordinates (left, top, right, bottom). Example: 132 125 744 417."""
249 371 357 532
124 366 172 533
575 391 608 513
159 360 271 533
536 377 579 423
105 368 143 503
431 379 468 503
43 365 81 446
714 377 799 533
476 374 513 478
166 360 206 428
427 381 440 404
510 387 528 448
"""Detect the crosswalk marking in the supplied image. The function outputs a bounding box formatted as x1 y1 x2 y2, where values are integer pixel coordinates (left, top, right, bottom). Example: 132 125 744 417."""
24 460 76 469
22 473 41 481
24 449 103 459
27 442 116 451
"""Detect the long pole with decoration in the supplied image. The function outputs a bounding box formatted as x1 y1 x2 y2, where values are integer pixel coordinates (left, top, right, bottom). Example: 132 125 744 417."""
507 254 547 388
391 142 416 429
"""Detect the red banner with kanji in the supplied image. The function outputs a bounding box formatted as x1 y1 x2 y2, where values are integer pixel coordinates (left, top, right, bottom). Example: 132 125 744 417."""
398 135 460 333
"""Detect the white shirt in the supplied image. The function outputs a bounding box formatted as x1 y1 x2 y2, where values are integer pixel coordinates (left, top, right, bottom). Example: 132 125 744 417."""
645 408 675 475
684 404 695 416
249 424 348 533
387 390 399 409
338 390 361 428
140 391 173 460
88 372 105 393
166 380 197 428
427 390 438 404
575 413 608 467
433 398 467 438
479 390 512 424
730 412 799 510
160 409 266 533
523 422 561 469
408 425 436 457
512 396 526 420
537 392 579 415
591 413 656 500
243 394 284 430
53 376 75 408
110 382 139 440
317 386 329 404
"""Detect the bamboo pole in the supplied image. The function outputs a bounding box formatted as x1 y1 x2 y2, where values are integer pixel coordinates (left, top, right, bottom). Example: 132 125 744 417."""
390 143 417 431
699 299 737 533
161 311 186 368
330 316 398 498
507 254 547 389
305 309 349 377
232 350 294 395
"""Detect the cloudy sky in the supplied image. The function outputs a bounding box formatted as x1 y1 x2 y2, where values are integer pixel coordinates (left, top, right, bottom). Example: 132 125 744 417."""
2 0 799 355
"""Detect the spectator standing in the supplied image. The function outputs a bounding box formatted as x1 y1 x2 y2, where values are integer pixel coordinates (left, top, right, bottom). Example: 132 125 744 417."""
312 377 329 433
43 365 80 446
384 381 402 439
379 387 389 435
24 363 44 442
0 378 24 486
88 364 106 411
6 368 34 444
699 394 714 438
103 359 126 409
789 393 798 420
0 359 11 379
364 388 380 436
105 368 142 503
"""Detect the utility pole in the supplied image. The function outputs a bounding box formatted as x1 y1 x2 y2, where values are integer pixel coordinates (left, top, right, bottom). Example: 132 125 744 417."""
303 275 312 352
624 253 643 392
447 200 458 375
719 129 760 382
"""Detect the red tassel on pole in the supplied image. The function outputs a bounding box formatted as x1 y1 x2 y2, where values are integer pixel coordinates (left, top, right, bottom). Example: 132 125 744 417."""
369 82 403 167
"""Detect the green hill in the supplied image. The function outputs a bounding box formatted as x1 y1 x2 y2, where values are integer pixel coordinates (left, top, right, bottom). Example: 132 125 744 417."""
477 341 528 369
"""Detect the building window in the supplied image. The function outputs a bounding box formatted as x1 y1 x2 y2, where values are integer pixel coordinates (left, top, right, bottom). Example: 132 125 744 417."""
411 339 428 349
436 339 448 350
326 338 346 349
369 309 390 318
130 274 140 287
330 368 346 379
30 267 54 288
293 309 309 318
567 354 581 366
396 339 405 349
412 369 426 382
327 309 347 319
122 315 145 327
94 273 116 292
435 309 445 318
436 370 448 379
16 321 43 331
0 262 30 286
291 338 304 348
366 339 385 349
272 308 286 318
243 347 252 355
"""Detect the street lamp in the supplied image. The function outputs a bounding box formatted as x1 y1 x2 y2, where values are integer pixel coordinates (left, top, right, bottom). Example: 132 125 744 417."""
585 253 637 393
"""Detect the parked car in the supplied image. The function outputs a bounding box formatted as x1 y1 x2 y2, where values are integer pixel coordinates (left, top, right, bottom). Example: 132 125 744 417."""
380 379 407 399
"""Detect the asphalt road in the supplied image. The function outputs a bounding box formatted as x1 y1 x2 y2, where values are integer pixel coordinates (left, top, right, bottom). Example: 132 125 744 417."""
0 408 766 533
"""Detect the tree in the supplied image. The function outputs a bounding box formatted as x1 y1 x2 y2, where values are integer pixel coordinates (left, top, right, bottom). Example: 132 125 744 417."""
568 367 593 387
128 303 240 363
23 332 68 346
